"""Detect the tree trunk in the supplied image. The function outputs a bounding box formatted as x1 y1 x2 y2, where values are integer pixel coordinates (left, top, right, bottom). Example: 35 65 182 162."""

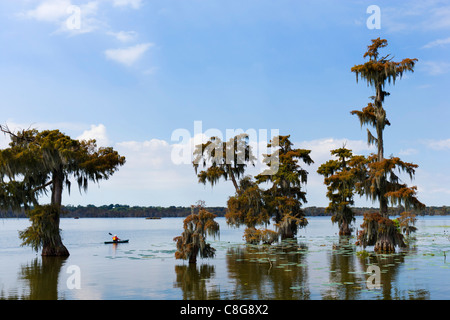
189 250 198 264
339 221 352 236
42 236 70 256
375 83 389 219
227 165 239 192
43 171 69 257
51 171 63 207
379 194 389 217
374 234 396 253
280 222 295 240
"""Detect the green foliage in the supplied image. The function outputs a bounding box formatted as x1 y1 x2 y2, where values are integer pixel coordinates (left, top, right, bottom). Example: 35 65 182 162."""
0 126 125 255
396 211 418 236
0 127 126 209
194 134 313 243
256 135 313 239
356 212 405 253
226 176 270 228
243 227 278 245
193 134 256 191
174 201 220 263
351 155 425 211
350 39 423 253
18 205 61 252
203 135 313 243
350 38 417 166
351 38 418 88
317 147 357 235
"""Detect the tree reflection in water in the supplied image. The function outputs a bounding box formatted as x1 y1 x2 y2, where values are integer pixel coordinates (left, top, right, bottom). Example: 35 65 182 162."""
173 238 431 300
356 245 430 300
1 257 67 300
322 237 362 300
323 237 430 300
174 264 220 300
225 240 310 299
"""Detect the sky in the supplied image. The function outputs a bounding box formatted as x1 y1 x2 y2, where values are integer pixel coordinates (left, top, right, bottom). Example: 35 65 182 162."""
0 0 449 208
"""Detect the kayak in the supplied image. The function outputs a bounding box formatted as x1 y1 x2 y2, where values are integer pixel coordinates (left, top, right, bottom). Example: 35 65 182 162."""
104 239 129 244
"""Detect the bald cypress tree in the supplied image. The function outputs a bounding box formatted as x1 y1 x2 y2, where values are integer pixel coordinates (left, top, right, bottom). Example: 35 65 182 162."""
0 126 125 256
256 135 313 240
174 201 220 264
350 39 425 252
192 134 256 192
317 147 357 236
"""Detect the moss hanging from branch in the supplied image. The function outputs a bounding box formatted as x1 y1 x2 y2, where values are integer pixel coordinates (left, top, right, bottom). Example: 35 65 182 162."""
174 201 220 264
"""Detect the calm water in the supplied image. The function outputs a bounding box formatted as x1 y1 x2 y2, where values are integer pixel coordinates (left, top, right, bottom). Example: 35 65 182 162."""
0 216 449 300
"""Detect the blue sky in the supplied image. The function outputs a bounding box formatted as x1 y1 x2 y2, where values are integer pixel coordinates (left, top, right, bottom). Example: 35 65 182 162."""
0 0 449 208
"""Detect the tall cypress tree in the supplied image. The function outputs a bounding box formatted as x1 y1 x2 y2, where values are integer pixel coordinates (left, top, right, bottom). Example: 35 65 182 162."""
350 39 425 252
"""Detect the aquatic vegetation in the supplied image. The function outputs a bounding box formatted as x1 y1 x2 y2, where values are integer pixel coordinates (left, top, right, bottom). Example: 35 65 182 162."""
356 250 370 258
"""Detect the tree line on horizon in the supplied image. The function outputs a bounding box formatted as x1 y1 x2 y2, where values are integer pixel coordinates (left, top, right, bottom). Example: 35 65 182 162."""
2 203 449 219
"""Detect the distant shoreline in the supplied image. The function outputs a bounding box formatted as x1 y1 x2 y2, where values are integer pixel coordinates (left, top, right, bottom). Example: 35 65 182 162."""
1 204 449 218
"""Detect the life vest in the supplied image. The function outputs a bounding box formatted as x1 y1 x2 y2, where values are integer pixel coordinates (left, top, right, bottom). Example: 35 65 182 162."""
113 235 119 241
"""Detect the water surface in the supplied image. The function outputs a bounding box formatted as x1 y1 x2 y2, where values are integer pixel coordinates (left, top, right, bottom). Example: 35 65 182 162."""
0 216 449 299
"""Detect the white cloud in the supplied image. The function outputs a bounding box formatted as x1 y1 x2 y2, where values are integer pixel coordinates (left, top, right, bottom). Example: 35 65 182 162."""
23 0 71 22
422 36 450 49
143 66 158 75
19 1 142 36
399 148 419 156
413 168 450 205
425 138 450 150
22 0 101 35
296 137 373 164
116 139 170 168
77 124 111 146
383 2 450 33
428 5 450 29
104 43 153 66
112 138 201 196
420 61 450 76
111 0 143 9
107 30 138 42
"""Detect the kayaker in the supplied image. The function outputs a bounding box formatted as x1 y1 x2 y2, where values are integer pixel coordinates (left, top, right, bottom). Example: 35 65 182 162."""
112 235 120 242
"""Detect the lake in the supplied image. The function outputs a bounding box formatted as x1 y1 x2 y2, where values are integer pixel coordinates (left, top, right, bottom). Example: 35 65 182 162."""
0 216 449 300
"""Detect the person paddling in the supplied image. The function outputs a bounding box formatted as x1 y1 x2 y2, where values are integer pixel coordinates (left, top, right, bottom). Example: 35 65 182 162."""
112 234 120 242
